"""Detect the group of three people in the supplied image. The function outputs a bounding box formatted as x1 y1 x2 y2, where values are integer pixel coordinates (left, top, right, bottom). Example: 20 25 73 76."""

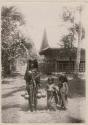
24 59 69 111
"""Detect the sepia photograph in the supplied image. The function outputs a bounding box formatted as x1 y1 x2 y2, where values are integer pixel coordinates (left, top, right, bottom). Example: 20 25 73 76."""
1 0 87 123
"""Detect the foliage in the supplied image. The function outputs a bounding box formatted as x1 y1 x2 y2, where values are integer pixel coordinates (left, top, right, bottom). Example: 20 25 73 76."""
1 6 33 76
60 33 75 49
62 8 85 40
1 6 25 58
62 7 85 74
60 7 85 52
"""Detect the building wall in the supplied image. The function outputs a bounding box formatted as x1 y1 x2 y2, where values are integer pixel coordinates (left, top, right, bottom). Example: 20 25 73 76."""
39 60 85 74
39 48 85 74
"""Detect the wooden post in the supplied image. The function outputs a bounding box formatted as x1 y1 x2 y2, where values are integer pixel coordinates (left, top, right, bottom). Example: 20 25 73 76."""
55 61 57 72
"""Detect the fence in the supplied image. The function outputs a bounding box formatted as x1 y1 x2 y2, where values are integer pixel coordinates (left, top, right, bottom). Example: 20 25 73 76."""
39 61 85 74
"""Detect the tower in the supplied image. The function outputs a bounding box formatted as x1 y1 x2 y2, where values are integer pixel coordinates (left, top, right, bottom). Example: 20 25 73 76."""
40 29 50 52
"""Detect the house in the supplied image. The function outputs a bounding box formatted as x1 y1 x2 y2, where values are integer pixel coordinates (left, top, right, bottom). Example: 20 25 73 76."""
39 31 85 74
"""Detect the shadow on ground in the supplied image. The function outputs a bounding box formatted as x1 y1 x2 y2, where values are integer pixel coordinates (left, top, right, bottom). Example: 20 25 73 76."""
2 86 25 98
2 72 24 80
2 80 13 84
2 104 21 110
7 72 24 77
68 116 85 123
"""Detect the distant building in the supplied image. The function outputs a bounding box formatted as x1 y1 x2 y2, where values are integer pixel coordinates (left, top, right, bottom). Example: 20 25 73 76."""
39 31 85 74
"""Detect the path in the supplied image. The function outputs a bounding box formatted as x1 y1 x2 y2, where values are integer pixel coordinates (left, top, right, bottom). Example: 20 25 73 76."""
2 73 86 123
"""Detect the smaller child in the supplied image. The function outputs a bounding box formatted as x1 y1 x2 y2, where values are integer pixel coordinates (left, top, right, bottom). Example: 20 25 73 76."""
46 77 55 110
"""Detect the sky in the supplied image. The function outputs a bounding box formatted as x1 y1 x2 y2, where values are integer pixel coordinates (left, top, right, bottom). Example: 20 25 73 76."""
1 1 88 52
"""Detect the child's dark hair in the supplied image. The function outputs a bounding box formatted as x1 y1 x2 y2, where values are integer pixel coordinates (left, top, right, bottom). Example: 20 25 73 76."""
59 74 68 83
64 75 68 82
48 77 54 84
33 59 38 69
27 59 32 70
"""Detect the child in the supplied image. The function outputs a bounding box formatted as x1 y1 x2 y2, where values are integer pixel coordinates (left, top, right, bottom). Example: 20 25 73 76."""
46 77 55 110
59 74 69 110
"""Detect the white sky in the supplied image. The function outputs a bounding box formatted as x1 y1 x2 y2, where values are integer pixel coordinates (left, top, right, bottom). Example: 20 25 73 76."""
1 1 88 52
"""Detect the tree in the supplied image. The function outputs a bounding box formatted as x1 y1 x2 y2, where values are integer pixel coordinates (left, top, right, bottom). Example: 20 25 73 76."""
60 33 74 49
62 7 85 74
1 6 33 76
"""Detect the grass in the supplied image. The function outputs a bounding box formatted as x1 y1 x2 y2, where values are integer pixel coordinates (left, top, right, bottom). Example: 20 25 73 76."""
68 78 85 98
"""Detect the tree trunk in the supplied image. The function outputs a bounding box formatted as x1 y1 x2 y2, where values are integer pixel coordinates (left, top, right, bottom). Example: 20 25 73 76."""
75 8 82 75
75 32 81 74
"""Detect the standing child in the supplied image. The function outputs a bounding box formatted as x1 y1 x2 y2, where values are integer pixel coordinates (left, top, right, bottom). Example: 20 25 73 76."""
46 77 56 110
59 74 69 110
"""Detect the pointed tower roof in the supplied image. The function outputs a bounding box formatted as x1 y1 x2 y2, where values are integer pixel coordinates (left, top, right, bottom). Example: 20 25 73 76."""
40 30 50 52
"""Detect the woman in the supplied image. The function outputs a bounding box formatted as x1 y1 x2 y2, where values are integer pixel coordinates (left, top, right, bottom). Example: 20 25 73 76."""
24 59 39 111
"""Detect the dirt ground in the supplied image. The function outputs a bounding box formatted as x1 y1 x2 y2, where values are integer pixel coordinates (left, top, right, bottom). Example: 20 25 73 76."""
1 72 86 123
